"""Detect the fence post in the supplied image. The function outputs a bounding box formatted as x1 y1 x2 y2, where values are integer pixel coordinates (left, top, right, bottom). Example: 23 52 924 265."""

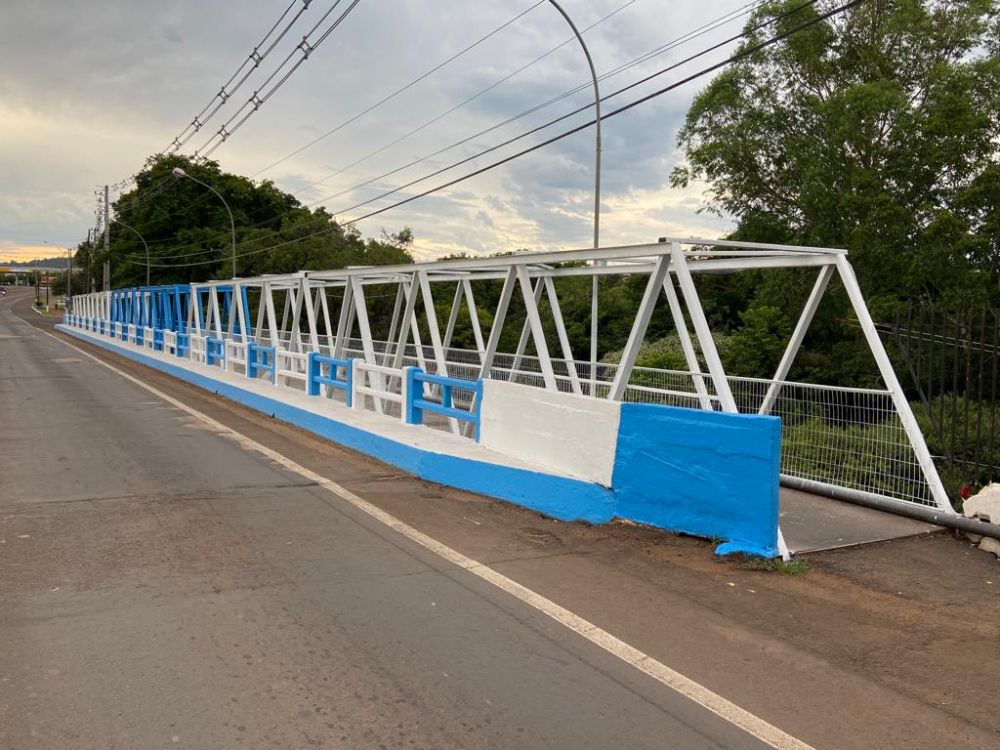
403 366 421 426
351 358 364 410
307 351 320 396
345 360 354 408
473 380 483 442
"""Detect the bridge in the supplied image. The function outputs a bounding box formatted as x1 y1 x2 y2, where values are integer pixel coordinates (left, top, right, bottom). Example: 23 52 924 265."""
63 238 953 557
4 242 996 750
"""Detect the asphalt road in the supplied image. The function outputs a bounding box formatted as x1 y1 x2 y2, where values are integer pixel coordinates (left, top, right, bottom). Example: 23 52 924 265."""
0 288 784 749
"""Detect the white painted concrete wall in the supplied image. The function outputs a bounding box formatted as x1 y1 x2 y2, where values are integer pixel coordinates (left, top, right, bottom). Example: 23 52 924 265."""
479 380 621 485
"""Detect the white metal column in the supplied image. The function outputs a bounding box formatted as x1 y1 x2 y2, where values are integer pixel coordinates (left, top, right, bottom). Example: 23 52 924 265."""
834 254 952 512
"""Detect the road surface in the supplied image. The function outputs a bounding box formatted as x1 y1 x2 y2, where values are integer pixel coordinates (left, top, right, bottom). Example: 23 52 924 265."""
4 288 999 750
0 290 785 748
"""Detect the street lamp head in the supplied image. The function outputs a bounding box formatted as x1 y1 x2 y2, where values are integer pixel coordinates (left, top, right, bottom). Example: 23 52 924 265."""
171 167 187 179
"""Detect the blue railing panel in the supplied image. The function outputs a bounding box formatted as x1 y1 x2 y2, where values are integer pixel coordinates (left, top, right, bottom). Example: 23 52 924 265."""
307 352 353 406
205 336 225 367
247 343 277 382
405 368 483 441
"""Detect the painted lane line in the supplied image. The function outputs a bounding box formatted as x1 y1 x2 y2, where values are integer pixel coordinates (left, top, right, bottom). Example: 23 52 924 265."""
38 325 817 750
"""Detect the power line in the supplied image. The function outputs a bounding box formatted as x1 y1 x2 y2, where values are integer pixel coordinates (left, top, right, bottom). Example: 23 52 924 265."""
107 1 315 203
105 1 552 251
303 0 768 210
118 0 758 261
140 0 785 260
165 0 315 155
252 1 548 177
135 0 862 269
193 0 365 161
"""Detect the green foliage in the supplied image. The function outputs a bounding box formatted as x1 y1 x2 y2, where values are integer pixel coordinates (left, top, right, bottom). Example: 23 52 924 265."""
913 394 1000 488
674 0 1000 302
671 0 1000 384
724 306 792 378
739 557 809 575
81 154 414 288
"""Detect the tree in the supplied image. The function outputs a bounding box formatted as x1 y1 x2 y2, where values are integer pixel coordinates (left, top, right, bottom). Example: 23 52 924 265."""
84 154 415 288
672 0 1000 310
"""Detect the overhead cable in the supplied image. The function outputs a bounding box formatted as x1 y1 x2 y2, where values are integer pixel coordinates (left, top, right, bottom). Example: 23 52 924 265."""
134 0 862 269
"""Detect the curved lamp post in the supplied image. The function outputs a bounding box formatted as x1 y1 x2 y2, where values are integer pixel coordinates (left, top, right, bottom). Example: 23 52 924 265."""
112 219 150 287
545 0 603 388
171 167 238 279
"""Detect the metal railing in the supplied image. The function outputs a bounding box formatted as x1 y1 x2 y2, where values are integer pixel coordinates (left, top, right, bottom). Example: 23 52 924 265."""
307 353 352 405
406 369 482 441
889 305 1000 493
63 317 940 507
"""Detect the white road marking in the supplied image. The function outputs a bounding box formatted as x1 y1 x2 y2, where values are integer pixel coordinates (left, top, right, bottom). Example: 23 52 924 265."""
39 324 817 750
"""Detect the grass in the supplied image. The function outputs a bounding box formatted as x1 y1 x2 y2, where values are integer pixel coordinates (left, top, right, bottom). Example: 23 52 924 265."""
739 556 810 576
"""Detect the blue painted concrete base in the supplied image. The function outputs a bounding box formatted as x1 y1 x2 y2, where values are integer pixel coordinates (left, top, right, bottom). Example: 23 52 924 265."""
58 326 779 557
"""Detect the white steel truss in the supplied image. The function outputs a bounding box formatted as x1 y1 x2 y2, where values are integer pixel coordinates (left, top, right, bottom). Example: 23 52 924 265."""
74 238 953 515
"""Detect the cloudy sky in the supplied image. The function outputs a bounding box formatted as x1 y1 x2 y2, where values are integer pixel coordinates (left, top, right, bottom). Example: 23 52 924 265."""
0 0 748 263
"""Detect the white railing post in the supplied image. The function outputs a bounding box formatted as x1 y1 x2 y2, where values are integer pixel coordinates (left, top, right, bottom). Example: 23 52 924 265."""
400 365 414 424
351 358 364 411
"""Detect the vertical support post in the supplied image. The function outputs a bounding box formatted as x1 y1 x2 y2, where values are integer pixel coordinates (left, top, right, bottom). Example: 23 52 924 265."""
263 282 280 349
390 274 420 371
834 254 952 512
418 271 449 377
350 358 364 411
289 283 305 353
510 275 545 382
332 281 353 359
303 281 320 352
350 276 385 415
442 282 464 352
318 285 336 354
608 256 670 401
662 274 712 410
418 271 459 433
515 265 557 391
403 367 421 425
462 280 486 358
307 351 320 397
384 282 405 365
670 243 738 413
478 267 516 380
543 276 582 395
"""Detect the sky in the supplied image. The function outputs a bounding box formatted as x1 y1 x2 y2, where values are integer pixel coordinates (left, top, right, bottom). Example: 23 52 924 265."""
0 0 748 264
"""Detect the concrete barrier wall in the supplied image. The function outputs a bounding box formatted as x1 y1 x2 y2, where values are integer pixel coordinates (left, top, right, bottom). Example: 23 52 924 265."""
479 380 620 486
57 323 781 557
611 404 781 557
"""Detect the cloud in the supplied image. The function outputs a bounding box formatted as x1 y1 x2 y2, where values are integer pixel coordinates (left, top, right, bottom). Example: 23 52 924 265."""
0 0 750 261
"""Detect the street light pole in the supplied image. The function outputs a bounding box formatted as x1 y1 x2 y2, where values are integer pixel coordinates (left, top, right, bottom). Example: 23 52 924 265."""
544 1 603 391
172 167 237 279
112 219 151 287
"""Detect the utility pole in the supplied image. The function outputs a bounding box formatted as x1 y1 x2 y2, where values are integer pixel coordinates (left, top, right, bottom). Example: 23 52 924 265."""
67 246 72 310
85 228 93 293
103 185 111 291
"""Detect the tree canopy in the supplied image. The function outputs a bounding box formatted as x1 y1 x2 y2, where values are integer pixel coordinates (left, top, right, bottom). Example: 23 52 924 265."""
672 0 1000 309
78 154 414 289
